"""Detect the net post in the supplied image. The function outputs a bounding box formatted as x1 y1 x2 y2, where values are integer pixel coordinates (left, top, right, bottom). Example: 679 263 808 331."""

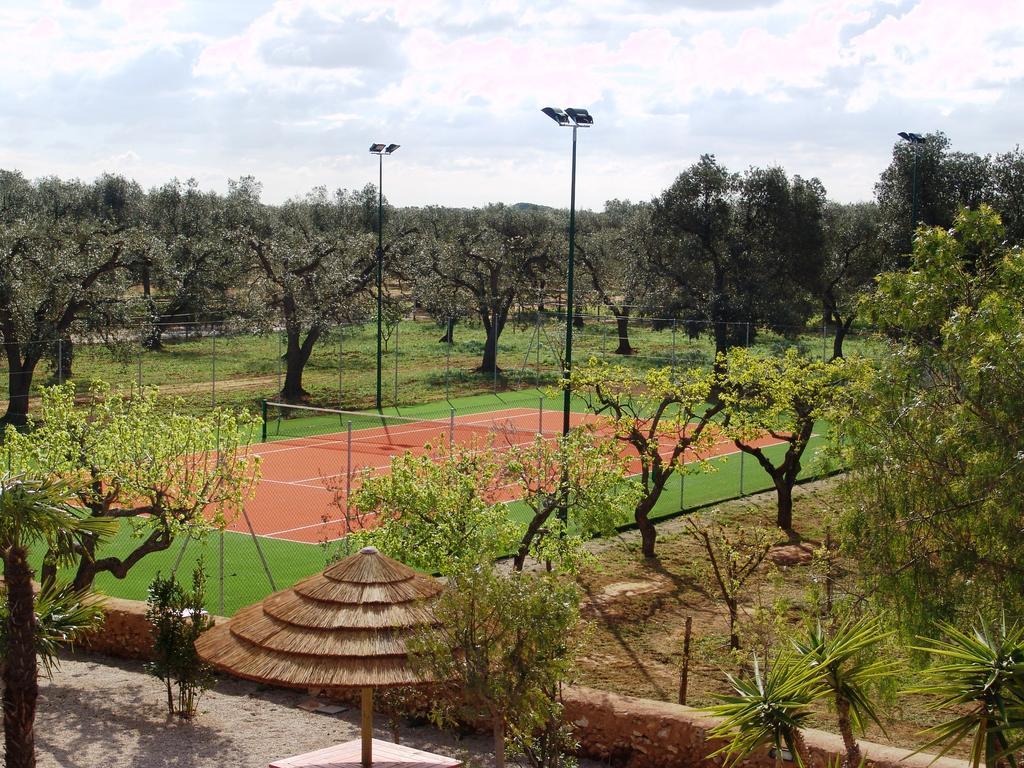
261 400 268 442
449 407 455 450
445 318 452 401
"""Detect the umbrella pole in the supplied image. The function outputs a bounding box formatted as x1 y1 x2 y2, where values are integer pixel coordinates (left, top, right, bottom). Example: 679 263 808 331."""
361 686 373 767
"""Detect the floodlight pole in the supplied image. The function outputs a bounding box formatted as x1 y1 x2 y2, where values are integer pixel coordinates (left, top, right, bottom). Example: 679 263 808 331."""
370 143 399 410
542 106 592 530
376 152 384 411
898 132 926 245
563 125 578 440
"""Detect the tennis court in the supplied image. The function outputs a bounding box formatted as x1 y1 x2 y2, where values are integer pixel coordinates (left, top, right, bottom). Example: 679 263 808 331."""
230 402 789 544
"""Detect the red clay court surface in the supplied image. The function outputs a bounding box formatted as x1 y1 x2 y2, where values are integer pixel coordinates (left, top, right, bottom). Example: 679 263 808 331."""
226 407 786 544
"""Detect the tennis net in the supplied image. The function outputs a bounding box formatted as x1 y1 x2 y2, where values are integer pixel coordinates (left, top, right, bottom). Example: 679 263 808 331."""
260 400 557 452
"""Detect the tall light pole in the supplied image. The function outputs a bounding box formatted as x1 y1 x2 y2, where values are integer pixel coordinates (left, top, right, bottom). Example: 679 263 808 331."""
897 132 926 243
541 107 593 441
369 142 399 411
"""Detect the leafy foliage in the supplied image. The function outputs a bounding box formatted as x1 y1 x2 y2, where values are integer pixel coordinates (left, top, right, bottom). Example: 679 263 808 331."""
3 384 260 590
0 583 105 678
408 565 582 768
349 440 519 574
707 652 825 767
837 206 1024 629
349 429 635 574
145 565 215 720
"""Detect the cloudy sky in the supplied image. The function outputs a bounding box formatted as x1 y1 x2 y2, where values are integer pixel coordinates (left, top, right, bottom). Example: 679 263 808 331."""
1 0 1022 210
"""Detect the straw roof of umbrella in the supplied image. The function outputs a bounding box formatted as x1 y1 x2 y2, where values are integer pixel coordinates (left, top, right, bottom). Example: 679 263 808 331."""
196 546 444 689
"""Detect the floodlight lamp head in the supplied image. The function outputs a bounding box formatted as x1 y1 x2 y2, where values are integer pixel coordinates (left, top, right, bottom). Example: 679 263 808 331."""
565 108 593 126
384 143 400 154
542 107 570 126
897 131 926 145
369 143 386 154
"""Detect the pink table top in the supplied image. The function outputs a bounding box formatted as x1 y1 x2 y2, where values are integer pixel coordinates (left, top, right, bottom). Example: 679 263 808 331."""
269 738 462 768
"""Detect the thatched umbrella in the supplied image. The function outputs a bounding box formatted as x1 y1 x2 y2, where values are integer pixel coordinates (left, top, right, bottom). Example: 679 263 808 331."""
195 546 443 767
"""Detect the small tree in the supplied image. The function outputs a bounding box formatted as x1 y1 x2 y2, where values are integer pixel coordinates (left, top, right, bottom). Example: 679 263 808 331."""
718 347 863 530
4 384 260 591
501 430 639 571
570 360 723 558
408 565 581 768
686 516 778 651
145 565 215 719
349 431 635 574
348 441 519 574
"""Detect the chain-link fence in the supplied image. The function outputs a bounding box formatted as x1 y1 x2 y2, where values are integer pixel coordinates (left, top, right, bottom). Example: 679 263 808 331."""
0 312 886 419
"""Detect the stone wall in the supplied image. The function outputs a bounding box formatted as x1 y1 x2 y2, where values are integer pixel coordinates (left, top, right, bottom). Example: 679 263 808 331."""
561 686 969 768
80 598 968 768
78 595 227 661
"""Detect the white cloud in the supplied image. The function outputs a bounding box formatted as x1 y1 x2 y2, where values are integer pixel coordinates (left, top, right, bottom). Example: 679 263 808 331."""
0 0 1023 207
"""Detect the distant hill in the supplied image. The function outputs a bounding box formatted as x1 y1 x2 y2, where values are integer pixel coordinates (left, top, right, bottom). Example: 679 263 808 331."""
511 202 556 212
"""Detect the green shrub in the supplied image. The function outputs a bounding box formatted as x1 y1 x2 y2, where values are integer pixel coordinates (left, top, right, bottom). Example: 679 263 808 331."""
145 565 214 719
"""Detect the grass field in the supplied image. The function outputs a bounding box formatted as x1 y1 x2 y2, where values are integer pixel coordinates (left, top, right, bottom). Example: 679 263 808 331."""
1 314 884 418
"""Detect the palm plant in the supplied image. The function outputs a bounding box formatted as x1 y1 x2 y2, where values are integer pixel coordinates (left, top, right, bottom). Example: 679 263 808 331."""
792 618 896 768
0 583 106 677
0 473 115 768
906 617 1024 768
707 652 828 767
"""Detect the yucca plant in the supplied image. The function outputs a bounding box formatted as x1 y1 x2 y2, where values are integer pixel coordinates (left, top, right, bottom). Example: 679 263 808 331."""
706 652 828 767
793 617 897 768
906 616 1024 768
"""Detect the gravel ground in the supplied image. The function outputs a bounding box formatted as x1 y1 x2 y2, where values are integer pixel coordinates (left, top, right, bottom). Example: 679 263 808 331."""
34 652 595 768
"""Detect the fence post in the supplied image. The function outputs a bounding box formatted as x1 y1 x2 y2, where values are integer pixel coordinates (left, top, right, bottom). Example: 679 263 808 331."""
345 421 353 556
535 306 542 387
277 332 283 395
211 331 217 407
218 529 225 616
672 318 677 375
394 320 399 408
260 400 268 442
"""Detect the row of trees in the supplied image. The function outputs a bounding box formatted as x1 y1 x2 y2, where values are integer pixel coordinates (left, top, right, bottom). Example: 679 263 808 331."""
4 136 1021 425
